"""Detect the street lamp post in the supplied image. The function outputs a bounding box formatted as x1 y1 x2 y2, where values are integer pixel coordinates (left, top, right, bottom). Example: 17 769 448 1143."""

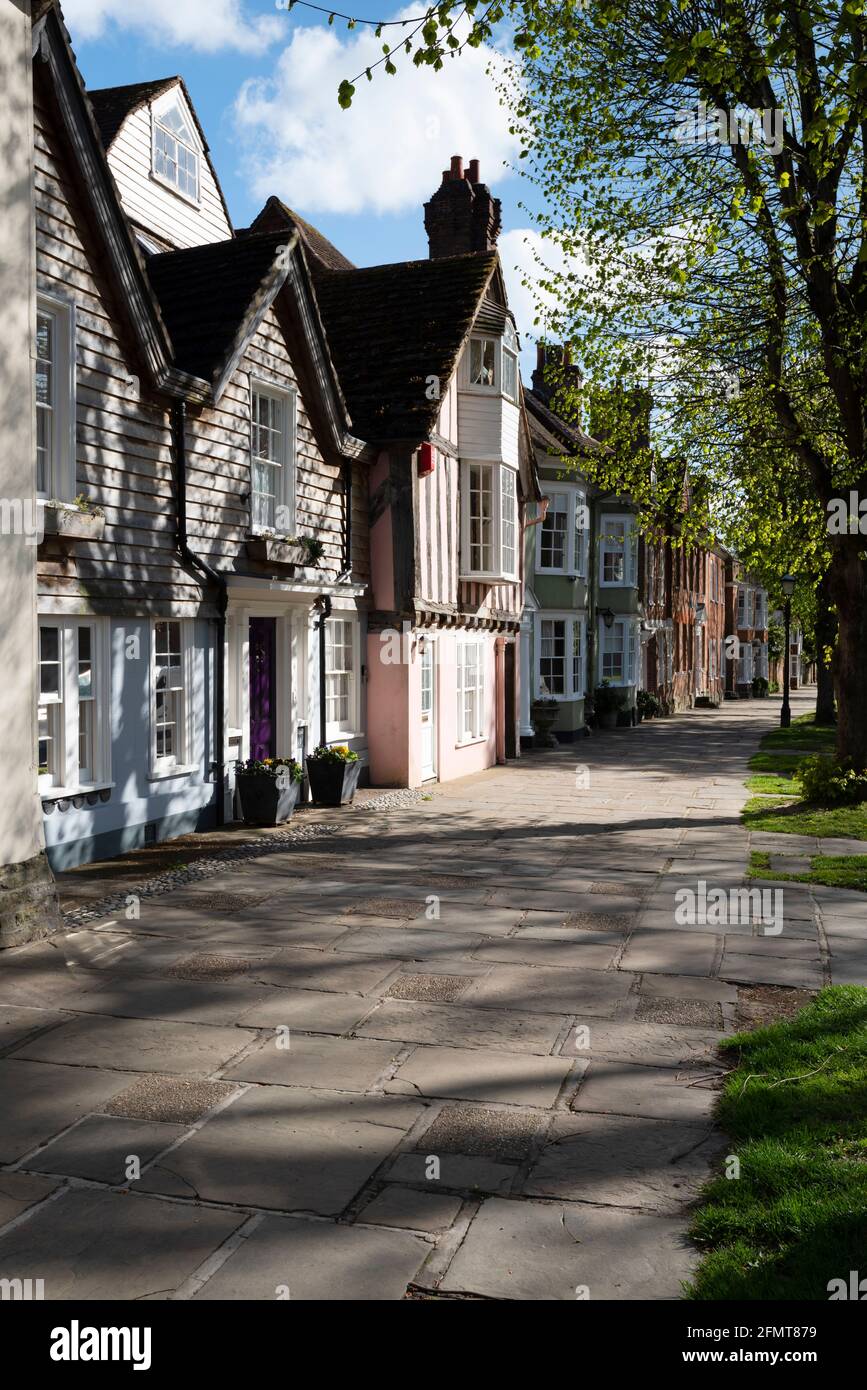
780 574 796 729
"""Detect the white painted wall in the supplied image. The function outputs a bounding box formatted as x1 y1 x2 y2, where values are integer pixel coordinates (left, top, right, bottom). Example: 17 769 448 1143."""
457 390 520 466
0 0 47 872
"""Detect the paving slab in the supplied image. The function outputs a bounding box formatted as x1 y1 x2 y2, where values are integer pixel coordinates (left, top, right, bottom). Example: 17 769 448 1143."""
470 937 618 970
193 1213 428 1300
0 1005 70 1053
524 1112 724 1212
356 999 564 1054
138 1087 423 1215
384 1151 517 1195
224 1032 400 1092
0 1171 62 1229
461 964 634 1017
826 935 867 985
68 975 278 1026
439 1197 696 1299
335 926 483 959
28 1115 185 1184
0 1059 138 1163
638 974 738 1004
359 1186 463 1232
559 1020 724 1067
718 952 824 989
10 1015 255 1076
572 1060 720 1122
0 1188 243 1300
619 930 720 977
246 948 398 995
235 987 374 1033
386 1045 577 1108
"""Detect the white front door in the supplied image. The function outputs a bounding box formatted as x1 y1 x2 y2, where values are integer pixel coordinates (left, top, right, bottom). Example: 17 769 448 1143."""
420 638 437 780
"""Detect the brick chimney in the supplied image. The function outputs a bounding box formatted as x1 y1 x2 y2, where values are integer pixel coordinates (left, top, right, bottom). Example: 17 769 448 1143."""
424 155 502 258
531 343 582 408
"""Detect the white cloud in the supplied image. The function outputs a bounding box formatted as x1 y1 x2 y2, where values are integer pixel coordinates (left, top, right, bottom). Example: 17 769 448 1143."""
233 11 520 215
498 227 594 374
63 0 283 54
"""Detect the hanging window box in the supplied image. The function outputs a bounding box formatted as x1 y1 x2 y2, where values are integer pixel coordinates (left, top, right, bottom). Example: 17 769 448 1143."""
42 500 105 542
246 535 306 567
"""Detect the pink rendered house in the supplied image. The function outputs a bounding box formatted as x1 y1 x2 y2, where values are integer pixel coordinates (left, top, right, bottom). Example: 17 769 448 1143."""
256 160 540 787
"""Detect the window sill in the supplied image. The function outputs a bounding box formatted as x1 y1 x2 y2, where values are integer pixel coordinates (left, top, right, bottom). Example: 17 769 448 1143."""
455 735 486 749
40 781 114 801
147 764 198 782
459 573 519 585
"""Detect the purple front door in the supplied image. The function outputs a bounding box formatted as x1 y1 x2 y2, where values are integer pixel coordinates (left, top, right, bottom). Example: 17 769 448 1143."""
249 617 276 760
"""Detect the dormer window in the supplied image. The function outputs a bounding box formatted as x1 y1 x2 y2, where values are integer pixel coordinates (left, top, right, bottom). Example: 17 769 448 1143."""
151 92 200 203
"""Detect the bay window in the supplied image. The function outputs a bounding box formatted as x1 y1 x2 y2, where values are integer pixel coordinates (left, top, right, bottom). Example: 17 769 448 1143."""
251 382 296 534
456 639 485 743
150 619 193 776
599 515 637 587
325 616 358 740
537 487 587 575
38 617 109 794
461 461 519 581
535 614 586 699
600 618 638 687
464 320 521 399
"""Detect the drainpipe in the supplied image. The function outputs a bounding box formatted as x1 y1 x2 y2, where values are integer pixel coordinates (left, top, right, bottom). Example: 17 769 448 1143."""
315 593 333 747
171 400 228 827
338 461 353 581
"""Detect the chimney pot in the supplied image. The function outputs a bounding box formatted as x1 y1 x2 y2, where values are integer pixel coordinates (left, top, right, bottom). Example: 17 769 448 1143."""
449 154 464 180
441 169 450 185
424 155 502 257
468 158 480 184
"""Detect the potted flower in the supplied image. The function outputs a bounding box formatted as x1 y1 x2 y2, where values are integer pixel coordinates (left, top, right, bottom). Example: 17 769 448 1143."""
531 696 560 748
637 689 663 721
593 681 622 730
234 757 303 826
306 744 361 806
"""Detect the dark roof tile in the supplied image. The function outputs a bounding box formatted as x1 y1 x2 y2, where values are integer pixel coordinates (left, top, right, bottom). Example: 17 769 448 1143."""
311 252 497 442
146 232 287 383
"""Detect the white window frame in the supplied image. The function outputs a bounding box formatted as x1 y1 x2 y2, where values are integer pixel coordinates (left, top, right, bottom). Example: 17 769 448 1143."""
462 323 521 401
250 380 297 536
35 292 76 502
324 614 360 742
460 460 519 582
536 486 588 576
599 616 639 687
150 89 202 206
149 618 195 778
456 638 485 745
37 616 111 796
534 612 586 700
598 514 637 588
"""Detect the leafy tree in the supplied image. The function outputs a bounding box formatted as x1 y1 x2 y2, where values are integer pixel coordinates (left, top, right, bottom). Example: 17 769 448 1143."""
325 0 866 764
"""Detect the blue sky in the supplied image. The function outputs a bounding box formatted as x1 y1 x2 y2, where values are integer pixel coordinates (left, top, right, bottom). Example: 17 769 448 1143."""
65 0 545 285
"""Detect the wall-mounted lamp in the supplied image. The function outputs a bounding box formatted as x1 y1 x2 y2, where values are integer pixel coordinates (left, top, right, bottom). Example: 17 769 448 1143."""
600 607 616 629
781 574 797 599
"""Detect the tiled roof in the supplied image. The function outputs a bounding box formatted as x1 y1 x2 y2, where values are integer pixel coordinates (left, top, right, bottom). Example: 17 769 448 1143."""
525 387 604 457
87 78 182 149
246 198 355 273
146 232 287 383
310 252 498 443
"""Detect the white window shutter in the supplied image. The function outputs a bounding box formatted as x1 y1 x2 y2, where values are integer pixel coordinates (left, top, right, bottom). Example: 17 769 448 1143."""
627 622 638 685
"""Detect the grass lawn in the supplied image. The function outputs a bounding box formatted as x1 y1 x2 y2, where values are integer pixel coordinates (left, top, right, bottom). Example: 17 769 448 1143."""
747 751 809 775
744 773 800 796
760 712 837 752
743 797 867 839
687 986 867 1300
748 850 867 894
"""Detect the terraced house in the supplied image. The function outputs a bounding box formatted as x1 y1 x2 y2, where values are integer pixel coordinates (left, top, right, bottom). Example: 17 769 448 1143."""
32 2 371 869
255 160 540 788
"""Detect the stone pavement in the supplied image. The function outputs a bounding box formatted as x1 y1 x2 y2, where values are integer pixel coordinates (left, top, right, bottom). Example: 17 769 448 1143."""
1 689 863 1300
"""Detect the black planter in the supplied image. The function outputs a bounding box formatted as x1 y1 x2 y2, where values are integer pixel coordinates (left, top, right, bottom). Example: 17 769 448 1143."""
235 773 301 826
531 702 560 748
306 757 361 806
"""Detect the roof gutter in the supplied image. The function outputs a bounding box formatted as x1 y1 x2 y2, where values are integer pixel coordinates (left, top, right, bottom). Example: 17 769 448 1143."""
171 400 228 827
